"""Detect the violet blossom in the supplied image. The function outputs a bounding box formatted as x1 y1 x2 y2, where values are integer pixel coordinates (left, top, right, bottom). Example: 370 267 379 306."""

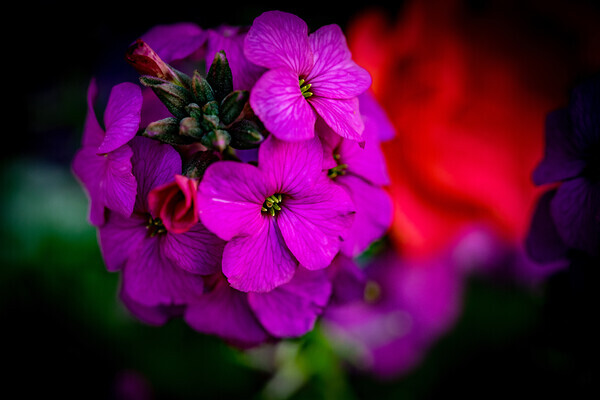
197 135 355 293
72 79 141 227
98 136 224 310
244 10 371 142
527 76 600 260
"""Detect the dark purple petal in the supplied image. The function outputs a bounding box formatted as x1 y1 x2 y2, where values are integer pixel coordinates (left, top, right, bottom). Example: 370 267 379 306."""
162 223 224 275
119 280 184 326
72 146 107 226
141 22 207 63
259 135 323 197
249 68 316 142
98 83 142 154
569 76 600 158
222 217 297 293
533 109 586 185
525 189 570 263
327 255 367 306
310 96 364 141
278 175 355 269
197 161 267 241
102 145 137 218
130 136 182 213
122 235 205 307
206 28 266 91
184 275 270 348
551 177 600 256
98 212 147 272
244 10 313 75
337 175 393 257
248 267 332 338
359 92 396 142
307 24 371 99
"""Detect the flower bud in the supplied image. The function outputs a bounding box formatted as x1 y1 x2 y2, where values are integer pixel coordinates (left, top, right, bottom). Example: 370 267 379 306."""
147 174 199 234
126 39 187 86
220 90 249 125
228 120 265 149
206 50 233 103
201 129 231 152
143 117 194 145
140 76 194 119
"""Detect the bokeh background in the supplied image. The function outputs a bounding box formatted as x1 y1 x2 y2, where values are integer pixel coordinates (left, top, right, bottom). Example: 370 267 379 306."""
4 0 599 398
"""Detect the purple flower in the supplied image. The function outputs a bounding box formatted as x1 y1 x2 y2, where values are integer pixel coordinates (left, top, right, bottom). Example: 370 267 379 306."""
184 266 332 348
322 249 464 378
244 10 371 142
72 79 141 226
98 136 224 309
318 93 393 256
197 135 355 293
527 76 600 258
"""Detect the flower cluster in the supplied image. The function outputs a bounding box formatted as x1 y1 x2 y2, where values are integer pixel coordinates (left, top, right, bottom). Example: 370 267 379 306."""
73 11 394 347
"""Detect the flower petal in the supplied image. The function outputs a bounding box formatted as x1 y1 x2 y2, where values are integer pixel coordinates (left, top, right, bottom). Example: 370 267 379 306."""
278 175 355 269
197 161 267 241
184 275 270 348
98 83 143 154
142 22 207 63
119 282 184 326
98 212 146 272
259 135 323 196
532 109 586 185
550 177 600 256
102 145 137 218
162 223 224 275
307 24 371 99
130 136 182 213
337 175 393 257
569 76 600 157
310 96 364 141
81 78 104 148
250 68 316 141
359 92 395 142
72 146 107 226
122 235 205 307
222 217 297 293
244 10 313 74
248 267 332 338
525 189 569 263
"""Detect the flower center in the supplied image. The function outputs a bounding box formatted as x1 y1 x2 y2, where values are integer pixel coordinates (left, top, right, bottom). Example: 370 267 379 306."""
299 78 313 98
327 153 348 178
146 215 167 237
261 194 283 217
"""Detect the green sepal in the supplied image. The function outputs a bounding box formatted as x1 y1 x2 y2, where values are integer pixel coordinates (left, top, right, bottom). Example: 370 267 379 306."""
202 100 219 116
143 117 195 145
182 150 220 179
220 90 249 125
201 114 221 131
228 120 265 149
185 103 203 120
140 76 193 119
201 129 231 152
179 117 203 139
206 51 233 103
192 70 214 105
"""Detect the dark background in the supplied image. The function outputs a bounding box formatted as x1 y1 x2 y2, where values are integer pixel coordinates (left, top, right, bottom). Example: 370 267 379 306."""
3 1 598 399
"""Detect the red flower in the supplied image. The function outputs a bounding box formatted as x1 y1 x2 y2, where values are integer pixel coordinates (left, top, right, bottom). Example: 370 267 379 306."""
346 0 600 259
147 174 199 234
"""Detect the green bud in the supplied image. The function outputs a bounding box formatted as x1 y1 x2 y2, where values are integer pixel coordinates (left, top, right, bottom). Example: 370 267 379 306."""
220 90 249 125
201 129 231 152
202 100 220 116
143 117 194 145
201 114 221 131
207 50 233 103
182 150 220 179
185 103 203 120
192 70 215 105
179 117 203 139
228 120 265 149
140 76 194 119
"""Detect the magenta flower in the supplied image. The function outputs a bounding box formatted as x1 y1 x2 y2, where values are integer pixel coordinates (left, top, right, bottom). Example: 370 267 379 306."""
147 174 199 234
319 93 394 256
244 10 371 142
197 135 355 292
99 136 224 308
72 79 141 227
184 266 332 348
